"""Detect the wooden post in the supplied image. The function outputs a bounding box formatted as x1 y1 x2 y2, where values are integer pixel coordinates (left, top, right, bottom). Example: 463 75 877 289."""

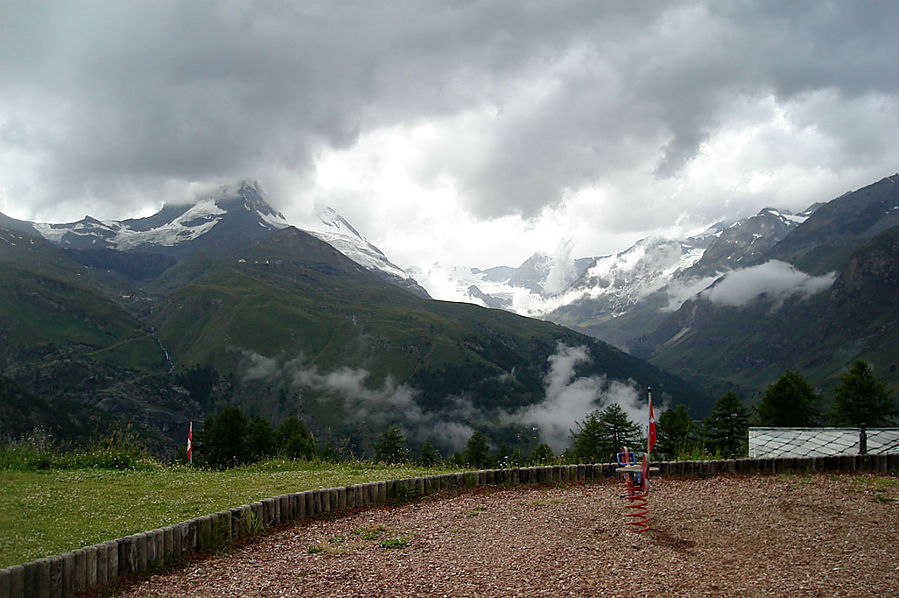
48 556 63 597
73 549 87 592
95 543 108 585
7 566 23 598
145 531 157 568
105 540 118 581
84 545 98 587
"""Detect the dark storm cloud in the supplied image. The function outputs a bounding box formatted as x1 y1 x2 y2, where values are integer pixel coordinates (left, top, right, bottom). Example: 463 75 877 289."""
2 1 897 224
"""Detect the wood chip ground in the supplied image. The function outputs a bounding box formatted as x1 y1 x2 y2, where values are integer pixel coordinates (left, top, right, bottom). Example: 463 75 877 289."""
99 473 898 597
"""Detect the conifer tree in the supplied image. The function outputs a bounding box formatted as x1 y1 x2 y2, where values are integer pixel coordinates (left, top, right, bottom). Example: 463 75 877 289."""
278 416 317 460
246 415 277 461
703 392 750 457
656 404 695 459
571 404 642 463
416 438 442 466
830 361 896 426
755 371 822 426
529 442 555 465
464 431 490 467
372 427 409 464
200 406 248 468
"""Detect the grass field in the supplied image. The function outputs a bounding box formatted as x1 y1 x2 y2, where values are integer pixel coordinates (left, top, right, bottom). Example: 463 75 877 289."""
0 460 460 568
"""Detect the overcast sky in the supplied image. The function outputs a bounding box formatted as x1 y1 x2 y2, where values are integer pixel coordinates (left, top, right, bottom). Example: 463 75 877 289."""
2 1 898 270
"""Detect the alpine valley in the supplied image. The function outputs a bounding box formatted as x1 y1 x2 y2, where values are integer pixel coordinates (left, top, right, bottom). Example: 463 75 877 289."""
435 174 899 402
0 182 702 456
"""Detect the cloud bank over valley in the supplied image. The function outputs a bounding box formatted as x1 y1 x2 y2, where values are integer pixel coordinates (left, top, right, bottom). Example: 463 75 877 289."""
240 343 650 455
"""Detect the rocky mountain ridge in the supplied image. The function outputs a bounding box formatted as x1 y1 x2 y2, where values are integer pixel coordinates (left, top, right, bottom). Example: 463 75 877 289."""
5 180 427 296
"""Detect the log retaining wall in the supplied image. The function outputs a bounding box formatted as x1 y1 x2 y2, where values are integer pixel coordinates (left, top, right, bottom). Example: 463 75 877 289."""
1 453 896 598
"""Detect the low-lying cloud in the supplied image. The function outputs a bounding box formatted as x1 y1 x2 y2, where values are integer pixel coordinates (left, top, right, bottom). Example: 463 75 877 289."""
503 343 649 453
701 260 836 308
663 274 721 311
240 350 476 452
240 342 652 456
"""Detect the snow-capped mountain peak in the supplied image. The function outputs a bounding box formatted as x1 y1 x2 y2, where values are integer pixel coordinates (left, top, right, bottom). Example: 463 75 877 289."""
414 202 822 321
214 180 288 226
8 180 427 295
316 206 367 242
293 205 430 297
31 180 289 252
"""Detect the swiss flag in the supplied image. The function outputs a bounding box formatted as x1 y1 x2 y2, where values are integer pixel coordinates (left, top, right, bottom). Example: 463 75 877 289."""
648 390 656 453
187 420 193 464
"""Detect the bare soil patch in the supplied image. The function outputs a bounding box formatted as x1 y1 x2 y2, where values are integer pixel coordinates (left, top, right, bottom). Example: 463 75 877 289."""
104 473 898 597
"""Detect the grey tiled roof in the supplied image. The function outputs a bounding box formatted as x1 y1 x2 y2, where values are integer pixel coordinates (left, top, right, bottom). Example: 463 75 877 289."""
749 427 899 458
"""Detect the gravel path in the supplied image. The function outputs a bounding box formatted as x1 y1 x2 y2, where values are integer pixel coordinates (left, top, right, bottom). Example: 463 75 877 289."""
106 473 898 597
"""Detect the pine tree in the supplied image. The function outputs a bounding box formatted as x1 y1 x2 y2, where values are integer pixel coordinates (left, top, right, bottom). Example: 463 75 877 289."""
372 427 409 464
755 371 822 426
246 415 277 461
703 392 751 457
529 443 555 465
200 406 248 468
572 404 642 464
464 431 490 468
416 438 442 466
491 442 514 468
830 361 897 426
655 404 694 459
278 416 317 460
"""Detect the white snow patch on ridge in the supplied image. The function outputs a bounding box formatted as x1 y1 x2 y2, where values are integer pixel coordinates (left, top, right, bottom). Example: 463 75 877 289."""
113 200 226 249
32 222 73 243
308 229 408 279
258 209 289 230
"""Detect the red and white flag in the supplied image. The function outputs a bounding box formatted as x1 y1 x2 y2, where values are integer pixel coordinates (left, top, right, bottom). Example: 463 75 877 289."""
187 420 193 464
647 388 656 453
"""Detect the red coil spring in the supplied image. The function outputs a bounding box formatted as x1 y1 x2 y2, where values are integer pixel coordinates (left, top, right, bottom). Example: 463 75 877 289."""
622 476 650 533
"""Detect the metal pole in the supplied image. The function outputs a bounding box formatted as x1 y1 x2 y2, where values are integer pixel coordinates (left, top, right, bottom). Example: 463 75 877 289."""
859 423 867 455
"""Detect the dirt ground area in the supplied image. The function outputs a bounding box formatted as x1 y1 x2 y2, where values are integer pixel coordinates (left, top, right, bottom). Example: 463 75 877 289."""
103 472 898 597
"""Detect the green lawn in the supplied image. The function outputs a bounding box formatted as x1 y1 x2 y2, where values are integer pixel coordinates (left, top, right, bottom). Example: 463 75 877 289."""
0 461 459 568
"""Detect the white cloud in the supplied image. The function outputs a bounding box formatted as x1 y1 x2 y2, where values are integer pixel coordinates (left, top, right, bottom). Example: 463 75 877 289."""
2 2 898 269
701 260 837 308
239 343 656 456
239 350 478 452
663 274 721 311
504 343 649 452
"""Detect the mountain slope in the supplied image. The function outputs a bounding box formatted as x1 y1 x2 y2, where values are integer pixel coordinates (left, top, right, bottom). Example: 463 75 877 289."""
0 227 165 372
542 207 810 352
425 205 812 353
0 227 194 450
150 226 707 451
1 205 708 456
764 174 899 274
641 176 899 396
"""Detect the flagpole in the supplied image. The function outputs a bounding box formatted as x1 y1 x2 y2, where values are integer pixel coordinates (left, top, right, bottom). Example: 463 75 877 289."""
647 386 656 459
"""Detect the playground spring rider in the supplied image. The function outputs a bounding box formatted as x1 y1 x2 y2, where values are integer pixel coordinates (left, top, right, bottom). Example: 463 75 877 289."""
616 447 651 532
615 387 659 533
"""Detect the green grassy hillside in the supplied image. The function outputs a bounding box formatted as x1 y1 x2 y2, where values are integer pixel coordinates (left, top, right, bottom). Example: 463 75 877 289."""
0 228 166 373
646 226 899 398
153 228 701 404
